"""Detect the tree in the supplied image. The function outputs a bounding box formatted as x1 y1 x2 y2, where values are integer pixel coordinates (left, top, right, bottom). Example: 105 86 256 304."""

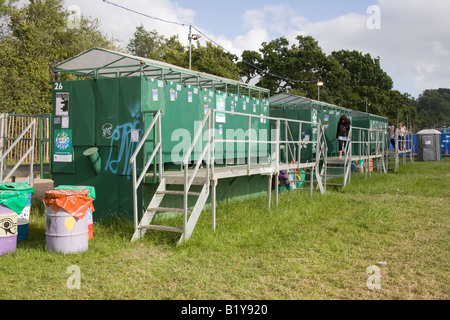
190 42 240 80
238 50 262 84
0 0 115 114
414 89 450 129
248 35 331 96
127 25 165 60
127 26 240 80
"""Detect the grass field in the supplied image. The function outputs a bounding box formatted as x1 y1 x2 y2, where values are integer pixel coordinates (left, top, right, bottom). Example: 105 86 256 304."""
0 158 449 300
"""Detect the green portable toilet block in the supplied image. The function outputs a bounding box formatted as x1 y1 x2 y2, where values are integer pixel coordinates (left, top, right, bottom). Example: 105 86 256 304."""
351 111 388 155
51 48 270 221
269 93 354 160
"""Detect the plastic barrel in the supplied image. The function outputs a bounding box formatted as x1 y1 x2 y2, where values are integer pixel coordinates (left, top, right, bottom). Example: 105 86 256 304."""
45 206 88 254
0 182 34 241
43 189 93 254
17 192 32 241
0 204 18 256
53 185 95 240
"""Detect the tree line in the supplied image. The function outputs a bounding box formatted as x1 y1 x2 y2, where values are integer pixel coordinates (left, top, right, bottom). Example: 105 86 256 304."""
1 0 447 130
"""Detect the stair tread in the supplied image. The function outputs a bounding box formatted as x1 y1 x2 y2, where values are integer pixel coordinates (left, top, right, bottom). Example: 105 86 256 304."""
156 190 202 196
139 225 183 233
148 207 193 213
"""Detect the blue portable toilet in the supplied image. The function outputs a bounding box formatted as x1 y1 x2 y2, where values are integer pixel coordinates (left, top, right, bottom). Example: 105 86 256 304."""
440 129 450 156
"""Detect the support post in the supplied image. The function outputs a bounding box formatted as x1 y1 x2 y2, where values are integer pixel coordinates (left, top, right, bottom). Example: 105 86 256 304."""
211 179 217 231
267 173 272 210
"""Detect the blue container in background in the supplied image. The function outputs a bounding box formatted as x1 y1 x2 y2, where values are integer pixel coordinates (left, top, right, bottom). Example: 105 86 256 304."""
440 130 450 156
17 192 32 241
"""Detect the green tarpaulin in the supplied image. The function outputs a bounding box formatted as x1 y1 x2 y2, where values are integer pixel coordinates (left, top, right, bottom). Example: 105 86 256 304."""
0 191 30 215
0 182 35 214
0 182 35 194
54 185 96 200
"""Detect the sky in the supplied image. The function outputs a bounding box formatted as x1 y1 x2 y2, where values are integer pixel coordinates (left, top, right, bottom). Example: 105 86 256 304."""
62 0 450 99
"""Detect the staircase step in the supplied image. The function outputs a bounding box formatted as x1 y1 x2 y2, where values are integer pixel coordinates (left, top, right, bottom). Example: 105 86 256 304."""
148 207 193 213
164 175 207 185
140 225 183 233
156 190 202 196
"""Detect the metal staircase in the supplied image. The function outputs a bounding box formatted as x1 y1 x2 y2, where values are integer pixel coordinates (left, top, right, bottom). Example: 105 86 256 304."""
130 110 212 245
323 127 353 190
130 109 330 244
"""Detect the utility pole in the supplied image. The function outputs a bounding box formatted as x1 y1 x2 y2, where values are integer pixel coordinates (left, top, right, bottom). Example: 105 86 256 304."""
189 25 192 70
188 25 201 70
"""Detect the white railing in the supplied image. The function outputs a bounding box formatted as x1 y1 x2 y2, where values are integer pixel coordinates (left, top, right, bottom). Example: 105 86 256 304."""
350 126 387 177
130 110 163 233
0 116 36 186
342 126 353 188
181 109 212 241
210 109 326 194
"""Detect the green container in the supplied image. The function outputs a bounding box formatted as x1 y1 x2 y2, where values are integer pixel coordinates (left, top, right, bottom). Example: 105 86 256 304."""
351 112 388 155
83 147 101 175
51 48 271 221
270 94 354 161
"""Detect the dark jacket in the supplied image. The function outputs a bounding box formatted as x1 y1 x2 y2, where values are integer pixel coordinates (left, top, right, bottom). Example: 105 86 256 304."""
336 120 351 138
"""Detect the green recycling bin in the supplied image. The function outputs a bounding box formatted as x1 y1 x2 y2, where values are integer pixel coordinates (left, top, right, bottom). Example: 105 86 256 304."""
54 185 95 240
0 182 35 241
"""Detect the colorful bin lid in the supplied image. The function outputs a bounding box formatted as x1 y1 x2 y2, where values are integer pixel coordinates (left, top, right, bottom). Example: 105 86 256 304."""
0 190 30 215
53 185 95 200
43 190 94 219
0 182 35 195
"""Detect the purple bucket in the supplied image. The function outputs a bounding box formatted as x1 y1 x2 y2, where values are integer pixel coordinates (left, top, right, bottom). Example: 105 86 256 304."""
45 206 88 254
0 204 18 256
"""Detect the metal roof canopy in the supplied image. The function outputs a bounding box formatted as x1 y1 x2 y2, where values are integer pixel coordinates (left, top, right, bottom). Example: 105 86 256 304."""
270 93 352 113
270 93 387 120
269 93 312 108
53 47 270 98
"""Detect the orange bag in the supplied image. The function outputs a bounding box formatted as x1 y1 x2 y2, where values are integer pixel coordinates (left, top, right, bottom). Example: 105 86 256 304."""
43 190 94 219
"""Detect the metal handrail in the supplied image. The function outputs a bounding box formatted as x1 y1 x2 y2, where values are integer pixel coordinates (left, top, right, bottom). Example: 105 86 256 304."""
209 109 326 194
181 109 211 242
0 118 36 186
342 126 352 188
182 109 211 190
130 110 162 233
211 109 322 168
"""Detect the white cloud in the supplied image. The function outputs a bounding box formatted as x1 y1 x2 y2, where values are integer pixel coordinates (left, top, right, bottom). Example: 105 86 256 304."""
237 0 450 97
65 0 195 46
233 28 270 54
63 0 449 97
